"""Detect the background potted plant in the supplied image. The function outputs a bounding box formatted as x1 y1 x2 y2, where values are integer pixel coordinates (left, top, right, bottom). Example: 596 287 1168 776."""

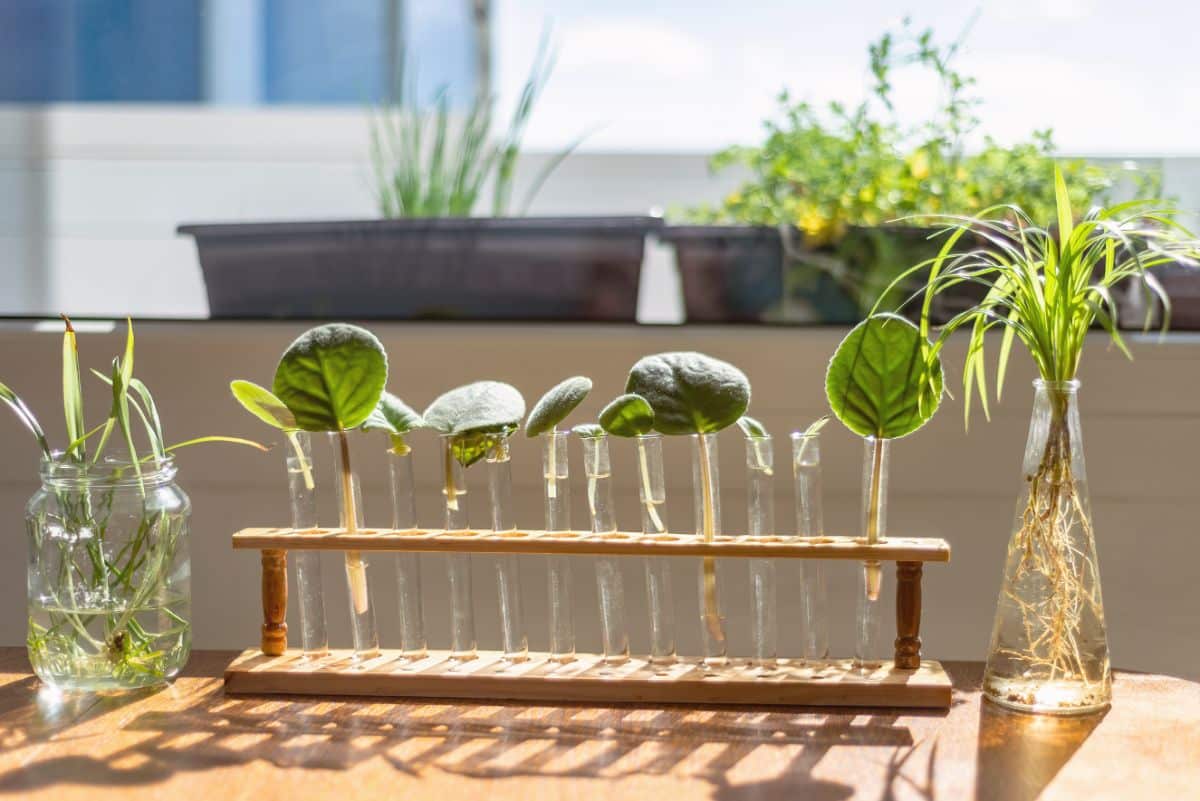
671 19 1150 324
179 40 661 322
895 168 1197 713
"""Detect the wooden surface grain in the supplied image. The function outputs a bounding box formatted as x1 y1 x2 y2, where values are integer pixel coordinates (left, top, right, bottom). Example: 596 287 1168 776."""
1 648 1197 801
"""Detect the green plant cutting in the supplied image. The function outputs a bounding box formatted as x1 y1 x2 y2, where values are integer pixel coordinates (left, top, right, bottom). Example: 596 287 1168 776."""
424 380 527 513
370 33 584 218
880 167 1198 710
271 323 389 616
826 313 944 597
526 376 593 504
599 393 661 532
7 318 264 685
625 352 751 649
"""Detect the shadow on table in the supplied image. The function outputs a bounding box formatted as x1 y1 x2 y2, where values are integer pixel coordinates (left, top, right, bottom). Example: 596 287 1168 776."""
974 698 1105 801
0 684 950 800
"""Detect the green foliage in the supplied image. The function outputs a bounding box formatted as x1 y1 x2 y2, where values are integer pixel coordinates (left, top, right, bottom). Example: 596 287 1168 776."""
272 324 388 432
598 393 654 437
61 317 86 462
887 167 1200 427
571 423 605 439
424 380 526 437
370 33 582 218
230 380 297 431
0 380 50 458
736 415 769 438
625 352 750 436
826 313 944 439
361 392 426 454
685 19 1154 312
525 376 592 436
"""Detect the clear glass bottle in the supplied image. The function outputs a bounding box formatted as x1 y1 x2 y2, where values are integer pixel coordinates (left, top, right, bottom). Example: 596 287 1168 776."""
441 434 476 661
855 436 890 668
983 380 1111 714
388 441 426 661
791 430 828 660
692 432 727 665
541 430 575 661
637 433 675 665
285 432 328 657
581 432 629 663
744 429 776 670
26 455 191 691
488 434 528 662
331 431 378 660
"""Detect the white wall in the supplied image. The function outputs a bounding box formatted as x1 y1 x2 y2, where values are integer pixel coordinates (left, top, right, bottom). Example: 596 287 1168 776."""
0 320 1196 681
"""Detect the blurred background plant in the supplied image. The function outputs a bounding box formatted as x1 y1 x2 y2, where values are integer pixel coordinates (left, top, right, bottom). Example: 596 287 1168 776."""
683 16 1161 316
369 32 583 218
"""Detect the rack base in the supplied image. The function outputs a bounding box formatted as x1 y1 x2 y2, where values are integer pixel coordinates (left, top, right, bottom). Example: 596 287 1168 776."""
224 649 952 708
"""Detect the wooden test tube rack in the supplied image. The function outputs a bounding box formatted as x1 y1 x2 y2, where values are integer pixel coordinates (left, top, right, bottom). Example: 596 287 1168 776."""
225 528 952 708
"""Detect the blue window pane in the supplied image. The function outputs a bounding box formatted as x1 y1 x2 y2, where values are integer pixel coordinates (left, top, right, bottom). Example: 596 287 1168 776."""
263 0 389 103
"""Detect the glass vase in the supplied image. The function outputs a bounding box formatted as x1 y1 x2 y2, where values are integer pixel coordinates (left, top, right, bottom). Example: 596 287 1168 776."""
637 433 675 665
331 431 378 660
541 430 575 661
983 380 1111 715
692 432 727 665
26 456 191 691
488 435 528 662
441 434 476 661
791 430 828 661
388 444 426 661
855 436 890 668
581 433 629 663
286 432 328 657
744 429 776 670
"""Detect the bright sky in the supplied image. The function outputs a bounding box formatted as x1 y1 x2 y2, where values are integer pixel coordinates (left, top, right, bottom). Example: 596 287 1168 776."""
494 0 1200 155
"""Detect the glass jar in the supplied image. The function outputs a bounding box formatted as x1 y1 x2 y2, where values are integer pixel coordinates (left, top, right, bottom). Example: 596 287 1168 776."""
26 456 191 691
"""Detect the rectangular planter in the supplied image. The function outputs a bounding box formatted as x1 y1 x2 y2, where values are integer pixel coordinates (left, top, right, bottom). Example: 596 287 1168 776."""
179 216 662 321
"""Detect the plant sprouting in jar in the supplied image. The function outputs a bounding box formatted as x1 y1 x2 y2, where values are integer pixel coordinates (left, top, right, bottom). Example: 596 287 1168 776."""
7 317 265 687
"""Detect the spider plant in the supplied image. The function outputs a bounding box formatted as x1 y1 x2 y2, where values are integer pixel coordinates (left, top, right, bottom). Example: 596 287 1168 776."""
370 33 583 218
8 318 264 687
882 166 1199 711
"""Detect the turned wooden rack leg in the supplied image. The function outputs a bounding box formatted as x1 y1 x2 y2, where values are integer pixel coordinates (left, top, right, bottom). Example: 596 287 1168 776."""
894 560 923 669
261 549 288 656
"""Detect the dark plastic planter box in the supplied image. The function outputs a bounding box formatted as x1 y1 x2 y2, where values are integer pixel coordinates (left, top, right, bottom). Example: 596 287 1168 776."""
663 224 965 324
178 216 662 321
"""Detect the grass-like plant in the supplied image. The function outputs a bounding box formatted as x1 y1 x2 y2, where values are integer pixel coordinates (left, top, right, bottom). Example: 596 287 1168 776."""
6 318 264 684
369 34 583 218
882 167 1198 702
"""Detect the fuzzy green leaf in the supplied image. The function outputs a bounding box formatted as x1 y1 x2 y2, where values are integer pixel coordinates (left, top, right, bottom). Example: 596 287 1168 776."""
272 324 388 432
825 313 943 440
571 423 605 439
231 380 297 431
625 352 750 435
736 415 769 438
424 381 525 436
599 393 654 437
525 376 592 437
361 392 425 454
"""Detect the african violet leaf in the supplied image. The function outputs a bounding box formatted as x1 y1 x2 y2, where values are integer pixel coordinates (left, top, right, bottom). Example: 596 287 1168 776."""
231 380 297 431
572 423 604 439
825 313 944 440
272 323 388 432
625 351 750 435
423 381 525 436
736 415 768 438
525 376 592 437
450 426 514 468
599 393 654 437
362 392 426 454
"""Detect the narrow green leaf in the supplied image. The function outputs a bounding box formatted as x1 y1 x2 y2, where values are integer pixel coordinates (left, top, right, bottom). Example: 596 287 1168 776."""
230 380 297 431
163 435 269 453
61 316 86 461
0 380 51 458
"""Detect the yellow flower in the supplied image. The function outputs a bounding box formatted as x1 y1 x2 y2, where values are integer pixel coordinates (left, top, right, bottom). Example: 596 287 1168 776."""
908 150 931 180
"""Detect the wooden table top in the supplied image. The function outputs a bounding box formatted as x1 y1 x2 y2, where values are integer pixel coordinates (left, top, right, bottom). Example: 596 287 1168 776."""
0 649 1196 801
